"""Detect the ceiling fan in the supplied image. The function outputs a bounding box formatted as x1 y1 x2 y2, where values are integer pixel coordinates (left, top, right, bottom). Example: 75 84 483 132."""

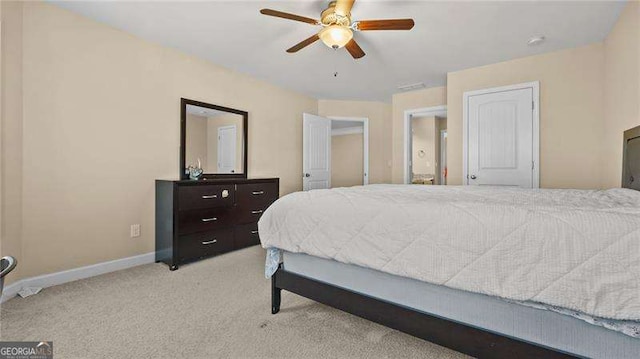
260 0 415 59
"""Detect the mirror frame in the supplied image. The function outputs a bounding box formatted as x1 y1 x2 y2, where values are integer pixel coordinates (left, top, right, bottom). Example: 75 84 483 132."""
180 98 248 180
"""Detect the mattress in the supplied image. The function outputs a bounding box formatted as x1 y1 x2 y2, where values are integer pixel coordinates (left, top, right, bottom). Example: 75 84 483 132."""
259 185 640 322
282 251 640 359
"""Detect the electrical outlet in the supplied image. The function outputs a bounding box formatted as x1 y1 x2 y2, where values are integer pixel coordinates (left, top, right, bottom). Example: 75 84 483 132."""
130 224 141 238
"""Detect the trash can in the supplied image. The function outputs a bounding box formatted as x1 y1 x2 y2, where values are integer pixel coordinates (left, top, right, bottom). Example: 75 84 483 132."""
0 256 17 297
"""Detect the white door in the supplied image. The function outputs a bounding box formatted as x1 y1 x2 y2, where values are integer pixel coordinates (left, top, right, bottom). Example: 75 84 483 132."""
466 85 537 187
217 125 237 173
303 113 332 191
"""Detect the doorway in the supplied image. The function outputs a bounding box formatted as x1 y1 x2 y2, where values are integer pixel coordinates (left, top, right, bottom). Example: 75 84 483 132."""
404 106 448 185
302 114 369 191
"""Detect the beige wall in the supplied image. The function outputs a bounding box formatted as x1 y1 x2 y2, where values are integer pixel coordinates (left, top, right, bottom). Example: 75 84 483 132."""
447 43 605 188
411 116 436 175
602 1 640 188
331 133 364 188
206 113 244 173
0 2 3 282
16 1 317 279
318 99 392 184
4 0 638 283
0 1 23 285
185 114 208 169
391 87 447 183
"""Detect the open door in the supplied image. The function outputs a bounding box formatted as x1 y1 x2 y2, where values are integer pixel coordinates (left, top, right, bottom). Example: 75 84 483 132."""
303 113 332 191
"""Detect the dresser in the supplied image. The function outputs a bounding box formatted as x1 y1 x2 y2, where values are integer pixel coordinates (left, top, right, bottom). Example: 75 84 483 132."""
155 178 279 270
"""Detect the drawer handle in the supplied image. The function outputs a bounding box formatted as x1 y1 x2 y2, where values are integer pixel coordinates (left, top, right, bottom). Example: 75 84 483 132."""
252 191 264 195
251 210 263 214
201 217 218 222
251 230 259 234
202 239 217 245
202 194 218 199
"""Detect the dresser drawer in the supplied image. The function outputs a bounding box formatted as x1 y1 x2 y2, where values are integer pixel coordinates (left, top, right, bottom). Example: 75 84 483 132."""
235 205 270 225
234 223 260 249
236 182 278 208
178 208 234 235
178 228 234 262
178 184 235 211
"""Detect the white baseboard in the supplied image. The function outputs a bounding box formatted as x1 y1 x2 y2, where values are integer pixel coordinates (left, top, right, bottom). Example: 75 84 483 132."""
1 281 22 303
1 252 155 303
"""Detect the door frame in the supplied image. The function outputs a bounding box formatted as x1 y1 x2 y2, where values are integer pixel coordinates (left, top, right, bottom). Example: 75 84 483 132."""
403 106 448 184
462 81 540 187
328 116 370 185
440 129 447 185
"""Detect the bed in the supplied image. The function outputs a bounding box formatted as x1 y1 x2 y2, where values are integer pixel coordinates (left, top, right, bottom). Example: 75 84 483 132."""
259 126 640 359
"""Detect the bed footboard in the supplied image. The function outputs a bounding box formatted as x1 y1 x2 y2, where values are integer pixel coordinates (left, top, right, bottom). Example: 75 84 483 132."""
271 266 576 359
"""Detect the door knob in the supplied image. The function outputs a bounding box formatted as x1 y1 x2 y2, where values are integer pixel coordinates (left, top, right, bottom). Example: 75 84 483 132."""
304 173 311 178
470 175 477 180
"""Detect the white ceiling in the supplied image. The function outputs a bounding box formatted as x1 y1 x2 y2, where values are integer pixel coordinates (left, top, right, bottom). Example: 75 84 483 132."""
50 1 626 102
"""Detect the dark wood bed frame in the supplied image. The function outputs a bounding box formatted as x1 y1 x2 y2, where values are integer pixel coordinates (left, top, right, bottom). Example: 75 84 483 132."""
270 126 640 359
271 265 575 359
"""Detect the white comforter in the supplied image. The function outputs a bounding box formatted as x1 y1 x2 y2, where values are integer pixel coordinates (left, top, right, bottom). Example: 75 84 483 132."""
258 185 640 321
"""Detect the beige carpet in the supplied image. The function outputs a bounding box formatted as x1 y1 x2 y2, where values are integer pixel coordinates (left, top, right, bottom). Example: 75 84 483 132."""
0 246 469 359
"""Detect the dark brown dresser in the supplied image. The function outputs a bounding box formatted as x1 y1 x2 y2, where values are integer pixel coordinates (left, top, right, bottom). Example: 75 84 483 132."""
155 178 279 270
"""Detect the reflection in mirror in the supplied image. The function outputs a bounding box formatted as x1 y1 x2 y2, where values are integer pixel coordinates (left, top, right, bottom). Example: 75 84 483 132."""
185 104 245 175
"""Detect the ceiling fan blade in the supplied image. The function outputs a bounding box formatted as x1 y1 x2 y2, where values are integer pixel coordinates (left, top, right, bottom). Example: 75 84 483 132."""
355 19 415 31
345 39 365 59
287 34 320 53
260 9 319 25
335 0 355 16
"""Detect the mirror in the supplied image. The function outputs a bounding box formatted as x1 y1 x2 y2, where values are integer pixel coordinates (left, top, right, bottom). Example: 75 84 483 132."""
180 98 248 179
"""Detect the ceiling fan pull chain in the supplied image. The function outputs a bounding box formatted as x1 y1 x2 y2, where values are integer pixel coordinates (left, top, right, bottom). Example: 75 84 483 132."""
333 48 339 78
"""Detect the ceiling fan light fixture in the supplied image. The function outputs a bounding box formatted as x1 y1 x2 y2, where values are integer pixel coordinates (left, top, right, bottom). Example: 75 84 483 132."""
260 0 414 59
319 25 353 49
